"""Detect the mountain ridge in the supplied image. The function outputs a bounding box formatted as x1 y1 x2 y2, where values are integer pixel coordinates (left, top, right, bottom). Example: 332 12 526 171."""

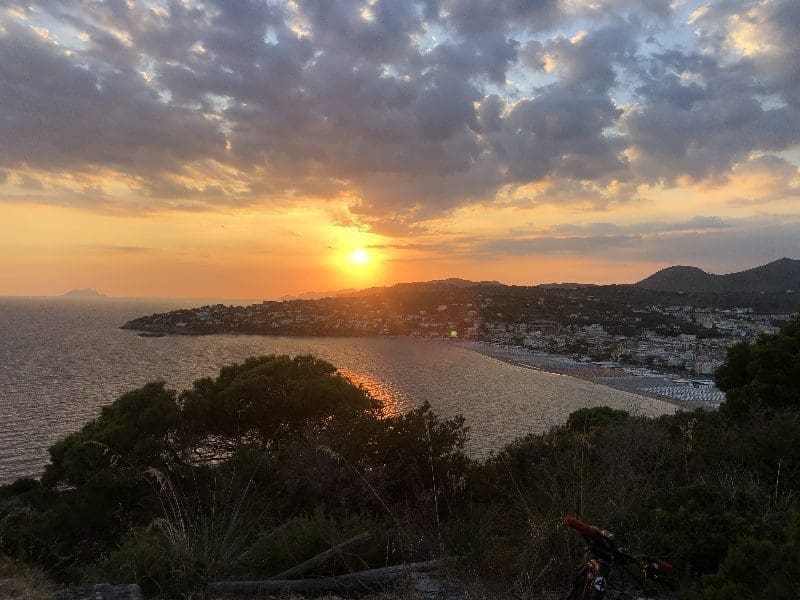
288 278 503 300
282 260 798 302
635 258 800 294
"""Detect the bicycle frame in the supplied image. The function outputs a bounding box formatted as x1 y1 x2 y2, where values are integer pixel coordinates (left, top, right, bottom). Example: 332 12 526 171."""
564 516 675 600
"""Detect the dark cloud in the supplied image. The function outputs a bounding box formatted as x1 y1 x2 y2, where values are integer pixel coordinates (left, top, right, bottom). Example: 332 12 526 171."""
521 21 638 91
623 45 800 182
480 233 643 256
0 19 225 179
469 216 800 269
432 0 563 36
300 0 422 63
496 86 626 182
691 0 800 108
428 35 519 84
363 214 743 259
543 216 731 236
0 0 798 228
626 219 800 273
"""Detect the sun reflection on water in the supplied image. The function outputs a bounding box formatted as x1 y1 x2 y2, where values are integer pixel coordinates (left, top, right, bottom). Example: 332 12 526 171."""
339 368 404 417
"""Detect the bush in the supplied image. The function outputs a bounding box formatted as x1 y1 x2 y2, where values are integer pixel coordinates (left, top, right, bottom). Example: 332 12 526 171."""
6 333 800 597
0 355 471 595
701 509 800 599
247 508 388 577
104 526 198 598
715 316 800 415
565 406 630 434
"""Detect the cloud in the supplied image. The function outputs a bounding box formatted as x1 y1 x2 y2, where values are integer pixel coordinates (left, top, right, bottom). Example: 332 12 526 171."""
366 214 744 260
722 154 800 205
88 245 154 255
0 0 798 232
469 215 800 271
621 0 800 184
0 18 226 184
543 215 731 236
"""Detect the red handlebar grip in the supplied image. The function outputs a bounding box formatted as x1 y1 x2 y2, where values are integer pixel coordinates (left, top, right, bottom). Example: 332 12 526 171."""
655 559 675 576
564 515 597 538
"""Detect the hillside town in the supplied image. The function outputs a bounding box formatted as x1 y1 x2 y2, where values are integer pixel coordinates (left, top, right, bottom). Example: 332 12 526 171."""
124 283 795 387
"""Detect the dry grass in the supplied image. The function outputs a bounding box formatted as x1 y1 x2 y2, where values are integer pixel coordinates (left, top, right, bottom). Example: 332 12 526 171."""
0 553 63 599
202 570 567 600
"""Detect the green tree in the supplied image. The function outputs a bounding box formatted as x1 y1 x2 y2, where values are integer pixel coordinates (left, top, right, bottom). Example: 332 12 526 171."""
715 316 800 415
43 381 180 489
178 355 380 458
1 354 471 589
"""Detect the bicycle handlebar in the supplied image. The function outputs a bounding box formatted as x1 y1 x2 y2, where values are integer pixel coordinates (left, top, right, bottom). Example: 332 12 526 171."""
564 515 676 579
654 558 675 577
564 515 598 539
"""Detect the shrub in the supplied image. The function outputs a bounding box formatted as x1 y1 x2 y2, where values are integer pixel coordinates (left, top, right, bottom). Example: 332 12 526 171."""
565 406 630 434
8 337 800 598
715 316 800 415
104 526 198 598
0 355 470 593
701 509 800 599
246 508 387 577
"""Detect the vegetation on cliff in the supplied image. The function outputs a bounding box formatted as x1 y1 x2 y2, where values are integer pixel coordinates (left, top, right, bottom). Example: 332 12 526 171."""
1 317 800 598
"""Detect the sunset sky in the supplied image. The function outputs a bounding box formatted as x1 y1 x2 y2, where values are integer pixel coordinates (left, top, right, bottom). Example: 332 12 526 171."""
1 0 799 298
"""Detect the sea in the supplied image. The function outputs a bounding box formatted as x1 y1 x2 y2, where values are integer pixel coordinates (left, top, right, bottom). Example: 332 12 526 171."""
0 297 677 484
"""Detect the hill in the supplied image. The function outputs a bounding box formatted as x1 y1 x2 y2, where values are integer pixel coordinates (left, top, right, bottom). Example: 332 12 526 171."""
636 258 800 294
279 288 359 301
337 278 502 298
281 279 501 301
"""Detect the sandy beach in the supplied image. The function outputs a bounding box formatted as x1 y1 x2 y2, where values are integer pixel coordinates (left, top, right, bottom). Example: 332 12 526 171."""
458 340 725 410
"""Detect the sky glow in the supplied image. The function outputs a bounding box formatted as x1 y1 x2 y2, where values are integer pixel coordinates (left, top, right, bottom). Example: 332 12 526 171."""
0 0 798 298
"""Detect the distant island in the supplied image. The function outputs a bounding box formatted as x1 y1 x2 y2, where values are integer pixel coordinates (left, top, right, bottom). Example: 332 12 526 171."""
62 288 106 298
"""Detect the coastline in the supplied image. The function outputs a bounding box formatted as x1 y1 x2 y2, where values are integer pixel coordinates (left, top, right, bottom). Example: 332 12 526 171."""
124 315 724 411
457 340 724 411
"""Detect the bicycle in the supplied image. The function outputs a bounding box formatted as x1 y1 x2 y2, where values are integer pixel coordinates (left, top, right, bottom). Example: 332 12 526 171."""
564 516 676 600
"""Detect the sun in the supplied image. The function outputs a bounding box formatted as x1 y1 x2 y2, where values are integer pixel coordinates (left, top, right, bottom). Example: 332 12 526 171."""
335 244 379 282
349 248 370 266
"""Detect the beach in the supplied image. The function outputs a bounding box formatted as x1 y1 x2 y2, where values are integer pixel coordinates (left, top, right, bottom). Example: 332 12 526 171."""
459 340 725 409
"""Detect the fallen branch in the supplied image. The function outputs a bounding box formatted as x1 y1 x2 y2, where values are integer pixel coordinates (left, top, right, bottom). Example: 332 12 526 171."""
209 559 446 595
270 531 373 580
